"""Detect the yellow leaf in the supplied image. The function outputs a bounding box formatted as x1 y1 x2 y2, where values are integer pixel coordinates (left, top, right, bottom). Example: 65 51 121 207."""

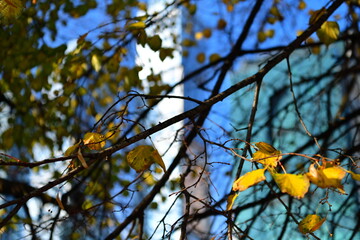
64 141 81 156
255 142 278 153
316 21 340 46
298 214 326 234
91 55 101 72
202 28 212 38
83 132 106 150
232 168 266 192
217 19 227 30
257 31 266 43
226 193 239 210
0 0 23 22
273 173 310 199
209 53 221 63
253 142 282 168
265 29 275 38
151 147 166 172
306 164 346 193
196 53 205 63
126 21 146 30
127 145 166 172
195 32 203 40
298 1 306 10
270 6 283 20
347 170 360 181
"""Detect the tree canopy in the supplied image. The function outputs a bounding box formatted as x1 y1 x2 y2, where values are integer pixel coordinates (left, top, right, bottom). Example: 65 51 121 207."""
0 0 360 239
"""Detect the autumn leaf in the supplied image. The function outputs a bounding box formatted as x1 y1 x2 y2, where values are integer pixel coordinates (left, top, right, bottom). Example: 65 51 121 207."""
306 164 346 193
232 168 266 192
273 173 310 199
83 132 106 150
0 0 23 22
253 142 282 168
64 141 81 156
91 54 101 72
347 170 360 181
226 193 239 210
316 21 340 46
298 214 326 234
126 21 146 30
127 145 166 172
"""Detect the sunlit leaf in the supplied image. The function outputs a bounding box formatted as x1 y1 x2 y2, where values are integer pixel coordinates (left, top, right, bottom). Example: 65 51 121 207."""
91 54 101 72
306 164 346 193
298 214 326 234
316 21 339 46
273 173 310 199
253 142 282 167
127 145 166 172
126 21 146 30
83 132 106 150
232 168 266 192
347 170 360 181
64 141 81 156
143 171 156 185
226 193 239 210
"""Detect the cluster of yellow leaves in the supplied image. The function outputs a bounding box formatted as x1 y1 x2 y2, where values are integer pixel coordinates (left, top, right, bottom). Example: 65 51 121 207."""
229 142 360 209
228 142 360 235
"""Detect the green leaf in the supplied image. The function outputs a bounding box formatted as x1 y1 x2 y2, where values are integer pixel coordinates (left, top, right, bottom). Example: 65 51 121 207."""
316 21 340 46
127 145 166 172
